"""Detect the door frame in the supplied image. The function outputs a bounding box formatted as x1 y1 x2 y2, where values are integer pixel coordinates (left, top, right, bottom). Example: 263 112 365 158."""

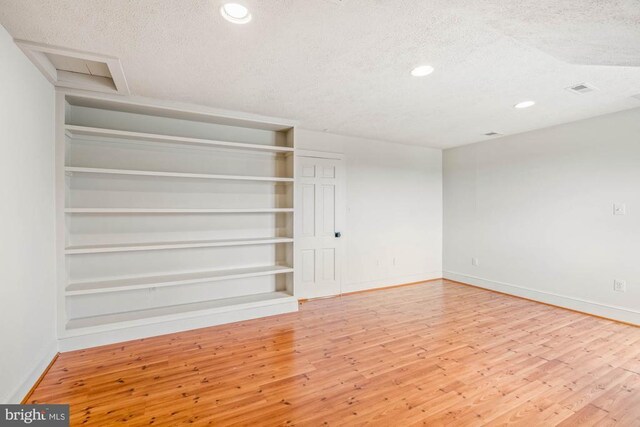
294 149 346 299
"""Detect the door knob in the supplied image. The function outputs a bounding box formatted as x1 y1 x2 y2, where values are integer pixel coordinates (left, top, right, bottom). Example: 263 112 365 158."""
335 232 341 238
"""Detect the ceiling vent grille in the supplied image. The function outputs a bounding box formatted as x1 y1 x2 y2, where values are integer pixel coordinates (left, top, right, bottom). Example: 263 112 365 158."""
15 40 129 95
566 82 597 95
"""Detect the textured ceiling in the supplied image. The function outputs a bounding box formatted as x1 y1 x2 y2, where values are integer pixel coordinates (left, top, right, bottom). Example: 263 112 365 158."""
1 0 639 148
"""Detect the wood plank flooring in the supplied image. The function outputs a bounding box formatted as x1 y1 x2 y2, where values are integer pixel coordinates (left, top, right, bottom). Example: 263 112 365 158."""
28 280 640 426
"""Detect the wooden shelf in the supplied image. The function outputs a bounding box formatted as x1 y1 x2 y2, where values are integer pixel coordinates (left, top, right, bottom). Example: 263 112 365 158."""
66 265 294 296
65 167 294 183
66 237 294 254
66 291 296 331
65 208 293 214
65 125 295 153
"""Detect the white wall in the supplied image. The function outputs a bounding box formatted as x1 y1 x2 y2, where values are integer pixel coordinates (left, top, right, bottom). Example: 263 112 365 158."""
297 129 442 293
0 25 57 402
443 108 640 324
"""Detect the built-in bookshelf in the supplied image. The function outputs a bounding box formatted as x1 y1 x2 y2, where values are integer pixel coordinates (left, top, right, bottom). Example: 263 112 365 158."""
56 91 297 350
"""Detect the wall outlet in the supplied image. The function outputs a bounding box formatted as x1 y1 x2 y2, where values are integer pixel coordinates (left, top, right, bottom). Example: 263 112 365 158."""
613 203 626 216
613 280 627 292
472 258 480 266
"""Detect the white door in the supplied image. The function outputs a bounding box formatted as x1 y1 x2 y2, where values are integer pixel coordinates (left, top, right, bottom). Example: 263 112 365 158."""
295 155 344 298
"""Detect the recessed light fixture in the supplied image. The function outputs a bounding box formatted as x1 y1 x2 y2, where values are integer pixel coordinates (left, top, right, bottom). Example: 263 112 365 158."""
411 65 434 77
514 100 535 109
220 3 252 24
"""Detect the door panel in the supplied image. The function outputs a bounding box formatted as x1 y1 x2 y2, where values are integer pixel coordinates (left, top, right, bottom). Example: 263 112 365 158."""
295 156 344 298
301 184 315 237
321 248 336 281
321 185 335 236
322 166 335 178
301 249 315 283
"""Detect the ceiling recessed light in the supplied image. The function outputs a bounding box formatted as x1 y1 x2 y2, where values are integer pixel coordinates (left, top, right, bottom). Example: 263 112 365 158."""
411 65 434 77
514 100 535 109
220 3 252 24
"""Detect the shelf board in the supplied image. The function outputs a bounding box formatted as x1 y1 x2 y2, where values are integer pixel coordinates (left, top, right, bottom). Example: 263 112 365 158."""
66 237 294 254
66 265 294 296
65 167 294 183
65 208 293 214
66 291 296 331
65 125 295 153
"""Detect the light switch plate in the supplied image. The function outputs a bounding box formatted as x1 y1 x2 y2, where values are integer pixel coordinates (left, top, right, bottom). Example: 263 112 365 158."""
613 203 626 215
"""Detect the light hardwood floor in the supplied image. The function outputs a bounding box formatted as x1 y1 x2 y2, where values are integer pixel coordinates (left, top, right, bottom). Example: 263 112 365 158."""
28 279 640 426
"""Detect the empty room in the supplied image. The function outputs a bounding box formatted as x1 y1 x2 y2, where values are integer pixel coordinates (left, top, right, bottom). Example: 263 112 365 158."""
1 1 639 425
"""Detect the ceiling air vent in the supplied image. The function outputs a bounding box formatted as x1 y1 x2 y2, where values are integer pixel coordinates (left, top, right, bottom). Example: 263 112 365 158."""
484 132 502 137
14 40 129 95
566 82 597 95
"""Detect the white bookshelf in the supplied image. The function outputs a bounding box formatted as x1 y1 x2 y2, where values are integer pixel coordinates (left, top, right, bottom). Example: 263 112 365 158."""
56 90 297 349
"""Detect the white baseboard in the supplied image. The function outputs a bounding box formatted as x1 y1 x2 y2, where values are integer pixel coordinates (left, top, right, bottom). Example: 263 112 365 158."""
4 341 58 404
342 271 442 294
443 271 639 326
58 299 299 352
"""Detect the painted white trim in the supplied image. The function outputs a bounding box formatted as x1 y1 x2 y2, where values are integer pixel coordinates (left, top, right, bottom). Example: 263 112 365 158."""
342 272 442 294
443 271 640 325
3 342 58 404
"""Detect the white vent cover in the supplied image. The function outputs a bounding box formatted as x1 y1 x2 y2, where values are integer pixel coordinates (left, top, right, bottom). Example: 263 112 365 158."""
14 40 129 95
566 82 597 94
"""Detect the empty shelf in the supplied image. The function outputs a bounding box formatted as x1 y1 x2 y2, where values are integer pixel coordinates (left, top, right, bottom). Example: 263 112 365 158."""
66 265 294 296
65 125 294 153
65 208 294 214
66 237 294 254
65 167 294 183
66 291 296 331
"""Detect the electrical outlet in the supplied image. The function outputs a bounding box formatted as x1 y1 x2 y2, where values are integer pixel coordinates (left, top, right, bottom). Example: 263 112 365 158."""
613 203 626 216
472 258 480 266
613 280 627 292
